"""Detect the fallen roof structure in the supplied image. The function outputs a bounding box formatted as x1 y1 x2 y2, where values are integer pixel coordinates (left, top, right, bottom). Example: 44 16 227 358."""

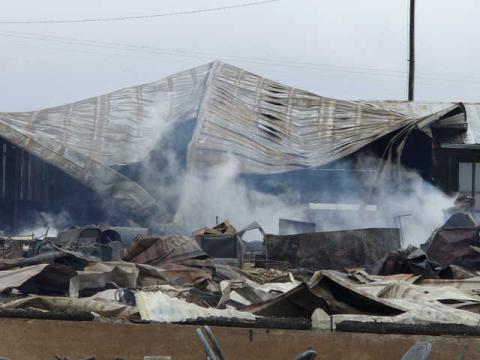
0 61 469 220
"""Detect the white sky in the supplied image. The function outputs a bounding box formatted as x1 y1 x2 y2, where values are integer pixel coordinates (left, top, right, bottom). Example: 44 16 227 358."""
1 0 479 111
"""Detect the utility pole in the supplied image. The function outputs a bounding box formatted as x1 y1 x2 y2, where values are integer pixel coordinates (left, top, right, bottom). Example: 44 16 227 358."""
408 0 415 101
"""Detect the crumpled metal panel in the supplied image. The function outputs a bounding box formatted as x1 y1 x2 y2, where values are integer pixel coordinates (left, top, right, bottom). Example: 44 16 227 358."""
136 290 256 322
0 263 76 295
426 227 480 269
189 62 420 174
369 100 480 146
0 63 212 217
121 234 207 265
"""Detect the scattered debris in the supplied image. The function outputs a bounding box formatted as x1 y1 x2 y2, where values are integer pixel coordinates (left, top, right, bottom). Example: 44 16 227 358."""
0 210 476 351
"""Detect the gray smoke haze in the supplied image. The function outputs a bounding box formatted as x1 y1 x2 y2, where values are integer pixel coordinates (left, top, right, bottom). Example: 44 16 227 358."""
379 170 455 246
22 113 454 248
172 156 454 245
19 210 71 238
129 117 454 246
174 158 306 240
362 162 454 246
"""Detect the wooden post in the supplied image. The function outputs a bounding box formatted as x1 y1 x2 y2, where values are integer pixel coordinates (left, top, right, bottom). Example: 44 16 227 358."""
408 0 415 101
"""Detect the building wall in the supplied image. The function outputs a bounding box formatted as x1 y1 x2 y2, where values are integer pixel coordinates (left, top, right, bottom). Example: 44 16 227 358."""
0 139 103 232
434 147 480 204
0 319 476 360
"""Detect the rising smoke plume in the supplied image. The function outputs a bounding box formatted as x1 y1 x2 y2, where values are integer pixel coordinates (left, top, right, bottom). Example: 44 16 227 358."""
129 115 454 246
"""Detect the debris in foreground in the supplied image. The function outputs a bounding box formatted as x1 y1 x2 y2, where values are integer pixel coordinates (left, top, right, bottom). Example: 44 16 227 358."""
0 217 478 342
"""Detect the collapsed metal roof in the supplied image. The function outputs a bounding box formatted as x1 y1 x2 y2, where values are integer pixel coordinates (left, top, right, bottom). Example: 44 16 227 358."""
367 101 480 148
0 61 469 216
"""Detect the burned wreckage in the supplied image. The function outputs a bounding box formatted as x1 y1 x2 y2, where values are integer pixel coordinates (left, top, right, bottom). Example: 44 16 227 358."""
0 61 480 357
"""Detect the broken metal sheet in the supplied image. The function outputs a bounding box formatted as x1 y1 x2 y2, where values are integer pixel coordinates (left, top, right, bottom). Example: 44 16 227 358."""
136 262 212 287
193 221 237 237
197 235 243 266
0 250 89 271
308 271 405 315
193 221 247 267
317 277 480 327
330 305 480 328
56 225 102 245
426 227 480 270
69 262 139 298
416 277 480 296
367 101 479 145
264 228 400 270
216 276 297 308
1 295 136 318
70 261 212 297
367 246 440 278
100 227 149 246
376 281 480 304
135 290 256 322
0 63 212 217
218 279 273 307
235 268 290 285
121 235 207 265
189 63 419 175
253 280 300 294
353 280 422 298
348 269 420 285
438 264 478 279
441 213 476 229
0 263 76 296
384 298 480 326
241 270 404 318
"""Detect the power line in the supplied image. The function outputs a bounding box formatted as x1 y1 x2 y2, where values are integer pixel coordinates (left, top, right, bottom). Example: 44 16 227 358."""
0 0 281 24
0 31 408 78
1 30 480 84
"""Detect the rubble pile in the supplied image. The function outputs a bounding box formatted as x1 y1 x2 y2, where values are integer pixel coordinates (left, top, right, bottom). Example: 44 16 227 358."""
0 218 480 335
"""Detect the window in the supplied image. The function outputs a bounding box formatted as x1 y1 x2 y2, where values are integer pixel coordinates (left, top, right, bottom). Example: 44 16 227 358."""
458 162 480 208
459 162 473 193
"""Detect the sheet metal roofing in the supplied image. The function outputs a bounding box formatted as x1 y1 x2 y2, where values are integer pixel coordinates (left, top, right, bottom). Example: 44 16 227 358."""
0 61 475 214
368 101 480 147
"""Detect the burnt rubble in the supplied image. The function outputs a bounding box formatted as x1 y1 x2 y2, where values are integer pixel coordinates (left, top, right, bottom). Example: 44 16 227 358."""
0 216 477 337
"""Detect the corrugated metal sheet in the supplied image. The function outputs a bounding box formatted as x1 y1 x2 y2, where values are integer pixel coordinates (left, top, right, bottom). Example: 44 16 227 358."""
369 100 480 147
0 63 213 216
189 62 419 174
0 61 474 214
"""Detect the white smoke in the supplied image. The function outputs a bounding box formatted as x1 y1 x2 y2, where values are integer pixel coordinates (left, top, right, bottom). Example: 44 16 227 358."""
100 113 456 248
174 158 306 240
18 210 72 238
373 167 455 247
167 151 451 248
307 155 455 247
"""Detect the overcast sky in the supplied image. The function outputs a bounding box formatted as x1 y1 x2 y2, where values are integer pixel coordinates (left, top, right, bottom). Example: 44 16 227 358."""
1 0 479 111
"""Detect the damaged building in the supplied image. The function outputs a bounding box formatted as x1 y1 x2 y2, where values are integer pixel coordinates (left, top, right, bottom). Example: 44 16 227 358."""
0 61 478 235
0 62 480 358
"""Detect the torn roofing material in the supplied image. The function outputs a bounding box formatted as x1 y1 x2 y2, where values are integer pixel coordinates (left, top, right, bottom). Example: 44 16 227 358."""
0 61 469 216
241 270 404 318
121 235 207 265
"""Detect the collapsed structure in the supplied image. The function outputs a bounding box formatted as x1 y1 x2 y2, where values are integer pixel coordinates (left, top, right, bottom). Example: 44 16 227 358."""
0 61 478 231
0 62 480 356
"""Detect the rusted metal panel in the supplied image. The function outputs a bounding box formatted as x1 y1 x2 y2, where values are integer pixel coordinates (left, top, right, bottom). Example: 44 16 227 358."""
121 235 207 265
264 228 400 270
426 227 480 269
